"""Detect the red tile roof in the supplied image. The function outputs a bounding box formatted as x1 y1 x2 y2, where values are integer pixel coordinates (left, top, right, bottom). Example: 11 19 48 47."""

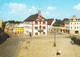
24 14 46 22
61 18 68 25
47 19 54 25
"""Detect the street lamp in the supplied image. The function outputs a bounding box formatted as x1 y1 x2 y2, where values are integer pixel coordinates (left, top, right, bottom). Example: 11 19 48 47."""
52 28 57 47
53 29 56 47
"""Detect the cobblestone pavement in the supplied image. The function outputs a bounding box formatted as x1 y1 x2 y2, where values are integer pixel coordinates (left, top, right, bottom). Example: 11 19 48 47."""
17 37 80 57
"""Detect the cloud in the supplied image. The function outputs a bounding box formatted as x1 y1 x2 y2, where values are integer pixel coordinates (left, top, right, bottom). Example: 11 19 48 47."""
48 6 56 10
43 11 49 15
1 3 38 21
74 3 80 10
32 6 36 9
28 6 37 13
8 3 27 13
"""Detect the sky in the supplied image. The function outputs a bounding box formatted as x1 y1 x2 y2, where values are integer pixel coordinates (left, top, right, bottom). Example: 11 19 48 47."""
0 0 80 21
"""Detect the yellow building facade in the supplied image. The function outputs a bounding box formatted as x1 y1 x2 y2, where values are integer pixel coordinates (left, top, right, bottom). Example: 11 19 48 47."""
0 20 2 28
16 27 24 34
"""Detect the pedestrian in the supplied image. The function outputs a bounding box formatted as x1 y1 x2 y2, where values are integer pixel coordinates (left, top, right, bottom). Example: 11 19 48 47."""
56 49 61 55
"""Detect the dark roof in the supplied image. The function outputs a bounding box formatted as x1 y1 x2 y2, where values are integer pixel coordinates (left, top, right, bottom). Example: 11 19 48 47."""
47 19 54 25
53 21 62 26
24 14 46 22
61 18 68 25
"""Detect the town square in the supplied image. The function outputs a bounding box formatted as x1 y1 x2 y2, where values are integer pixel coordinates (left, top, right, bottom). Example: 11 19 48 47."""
0 0 80 57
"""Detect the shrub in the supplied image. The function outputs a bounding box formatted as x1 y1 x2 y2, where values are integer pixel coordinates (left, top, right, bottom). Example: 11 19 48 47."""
75 39 80 44
71 36 80 45
71 36 77 43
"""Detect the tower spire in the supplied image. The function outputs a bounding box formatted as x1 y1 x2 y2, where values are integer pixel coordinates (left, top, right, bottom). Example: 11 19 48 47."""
38 8 41 17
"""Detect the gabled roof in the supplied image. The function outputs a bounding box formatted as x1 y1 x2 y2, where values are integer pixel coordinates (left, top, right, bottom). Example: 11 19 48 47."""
47 19 54 25
53 21 62 26
24 14 46 22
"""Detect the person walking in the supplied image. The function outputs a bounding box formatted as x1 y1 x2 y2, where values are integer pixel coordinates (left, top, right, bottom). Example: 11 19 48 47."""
56 49 61 55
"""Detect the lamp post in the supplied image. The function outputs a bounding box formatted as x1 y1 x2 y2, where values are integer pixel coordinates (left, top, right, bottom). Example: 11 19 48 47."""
53 28 56 47
52 27 57 47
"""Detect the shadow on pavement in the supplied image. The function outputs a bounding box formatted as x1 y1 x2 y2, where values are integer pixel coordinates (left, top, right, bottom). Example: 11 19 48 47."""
0 34 10 45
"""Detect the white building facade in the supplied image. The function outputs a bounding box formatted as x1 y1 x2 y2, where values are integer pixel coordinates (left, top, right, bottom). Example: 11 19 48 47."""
24 9 48 36
65 16 80 35
24 21 47 36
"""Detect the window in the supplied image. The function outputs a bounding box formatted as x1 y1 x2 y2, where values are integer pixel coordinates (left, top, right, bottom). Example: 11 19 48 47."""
35 21 38 24
60 29 62 32
43 21 45 24
75 27 76 29
75 23 76 25
43 32 45 34
35 32 38 35
43 26 46 29
75 31 79 34
35 27 38 30
39 26 41 29
40 21 41 24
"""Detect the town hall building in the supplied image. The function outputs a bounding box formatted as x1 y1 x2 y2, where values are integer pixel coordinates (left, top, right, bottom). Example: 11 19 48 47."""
23 9 48 36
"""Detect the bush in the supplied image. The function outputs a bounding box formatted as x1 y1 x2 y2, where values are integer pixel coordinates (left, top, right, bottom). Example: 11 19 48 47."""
71 36 77 43
75 39 80 44
71 36 80 45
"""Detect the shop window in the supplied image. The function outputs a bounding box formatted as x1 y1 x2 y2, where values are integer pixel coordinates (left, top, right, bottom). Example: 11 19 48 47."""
75 31 79 34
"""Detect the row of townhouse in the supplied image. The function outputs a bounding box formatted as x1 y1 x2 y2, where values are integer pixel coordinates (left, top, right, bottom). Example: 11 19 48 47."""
53 16 80 35
5 22 22 33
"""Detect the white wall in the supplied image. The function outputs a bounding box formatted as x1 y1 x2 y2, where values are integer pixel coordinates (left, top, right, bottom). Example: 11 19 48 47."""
24 21 48 36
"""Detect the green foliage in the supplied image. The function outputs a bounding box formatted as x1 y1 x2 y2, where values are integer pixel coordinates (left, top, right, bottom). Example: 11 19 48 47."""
4 20 22 24
75 39 80 44
71 36 77 39
71 36 80 45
